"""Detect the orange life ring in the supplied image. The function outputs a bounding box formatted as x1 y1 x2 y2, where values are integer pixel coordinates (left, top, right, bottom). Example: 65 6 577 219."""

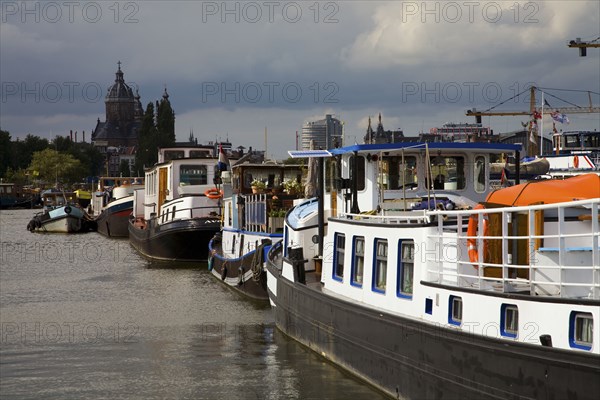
205 188 224 199
467 204 488 269
573 155 579 168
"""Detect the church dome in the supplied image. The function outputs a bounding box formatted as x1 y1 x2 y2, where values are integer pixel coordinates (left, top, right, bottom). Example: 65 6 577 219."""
106 61 134 101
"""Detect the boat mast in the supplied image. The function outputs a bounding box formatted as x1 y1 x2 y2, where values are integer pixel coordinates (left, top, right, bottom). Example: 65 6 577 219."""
317 157 325 257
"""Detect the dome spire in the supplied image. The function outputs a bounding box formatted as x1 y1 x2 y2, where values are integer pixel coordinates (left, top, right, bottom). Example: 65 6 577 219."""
115 61 124 83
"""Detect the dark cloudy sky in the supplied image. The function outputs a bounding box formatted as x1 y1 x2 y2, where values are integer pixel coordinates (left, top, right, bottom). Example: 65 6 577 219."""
1 1 599 158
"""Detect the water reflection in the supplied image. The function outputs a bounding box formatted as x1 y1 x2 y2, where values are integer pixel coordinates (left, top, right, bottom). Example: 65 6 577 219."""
1 210 386 399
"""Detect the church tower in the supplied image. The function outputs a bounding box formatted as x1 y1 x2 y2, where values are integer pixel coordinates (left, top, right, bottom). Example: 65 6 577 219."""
105 61 136 130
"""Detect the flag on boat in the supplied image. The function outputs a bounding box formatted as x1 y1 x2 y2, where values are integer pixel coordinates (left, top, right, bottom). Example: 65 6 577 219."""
217 144 229 171
551 111 570 124
500 167 509 186
529 120 537 144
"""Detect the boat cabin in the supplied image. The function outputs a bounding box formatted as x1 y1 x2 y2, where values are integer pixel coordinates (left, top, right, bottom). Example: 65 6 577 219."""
319 141 522 215
138 156 221 222
90 177 145 216
40 190 77 210
552 130 600 156
222 163 304 235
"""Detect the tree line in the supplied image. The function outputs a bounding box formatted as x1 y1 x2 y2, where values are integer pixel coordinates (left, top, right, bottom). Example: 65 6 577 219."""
134 98 176 175
0 130 104 186
0 95 175 186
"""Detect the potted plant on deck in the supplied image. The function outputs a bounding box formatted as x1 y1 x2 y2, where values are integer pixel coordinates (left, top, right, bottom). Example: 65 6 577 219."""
283 178 302 196
251 179 267 194
268 209 287 233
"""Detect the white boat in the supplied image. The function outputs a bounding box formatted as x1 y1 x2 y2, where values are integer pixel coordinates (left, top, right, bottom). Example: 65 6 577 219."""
208 161 304 300
27 190 93 233
543 131 600 179
128 148 222 262
266 141 600 399
91 177 144 238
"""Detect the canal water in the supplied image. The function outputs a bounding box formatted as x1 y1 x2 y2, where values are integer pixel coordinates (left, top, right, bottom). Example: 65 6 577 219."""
0 210 387 399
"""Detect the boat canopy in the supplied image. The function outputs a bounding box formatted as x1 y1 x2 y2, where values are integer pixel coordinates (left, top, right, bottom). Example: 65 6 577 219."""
486 173 600 206
329 141 522 155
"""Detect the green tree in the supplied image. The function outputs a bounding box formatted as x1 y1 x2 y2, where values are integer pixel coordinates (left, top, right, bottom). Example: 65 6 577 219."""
135 102 158 175
3 167 29 184
119 159 131 177
156 95 175 148
28 149 82 186
0 130 11 178
10 134 50 171
61 139 104 179
283 157 305 165
77 143 105 177
53 135 73 152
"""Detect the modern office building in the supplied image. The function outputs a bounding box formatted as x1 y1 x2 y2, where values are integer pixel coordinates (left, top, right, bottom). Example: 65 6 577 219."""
301 114 343 150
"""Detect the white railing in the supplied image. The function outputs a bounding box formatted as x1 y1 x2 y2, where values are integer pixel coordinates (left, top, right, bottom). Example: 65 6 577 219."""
339 210 431 225
426 198 600 299
245 193 267 233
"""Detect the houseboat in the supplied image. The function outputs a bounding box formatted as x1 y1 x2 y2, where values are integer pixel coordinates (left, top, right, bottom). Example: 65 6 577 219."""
92 177 144 238
27 190 94 233
128 147 223 262
543 131 600 178
266 141 600 399
0 182 35 209
208 160 304 300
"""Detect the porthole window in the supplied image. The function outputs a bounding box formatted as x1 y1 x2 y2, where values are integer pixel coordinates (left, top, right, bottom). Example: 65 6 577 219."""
448 296 462 326
501 304 518 338
570 312 593 350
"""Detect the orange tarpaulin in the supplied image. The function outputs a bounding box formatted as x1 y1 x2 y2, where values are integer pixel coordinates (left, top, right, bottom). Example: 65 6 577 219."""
486 174 600 206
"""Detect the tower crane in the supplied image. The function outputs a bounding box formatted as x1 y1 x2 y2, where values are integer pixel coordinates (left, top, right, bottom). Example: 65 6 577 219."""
568 37 600 57
466 86 600 156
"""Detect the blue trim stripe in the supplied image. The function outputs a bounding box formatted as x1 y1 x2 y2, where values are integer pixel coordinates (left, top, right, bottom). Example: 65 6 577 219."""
222 227 283 238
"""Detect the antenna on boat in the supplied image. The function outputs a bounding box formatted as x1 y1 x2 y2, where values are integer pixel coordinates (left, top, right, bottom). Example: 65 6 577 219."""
401 148 407 211
424 143 437 210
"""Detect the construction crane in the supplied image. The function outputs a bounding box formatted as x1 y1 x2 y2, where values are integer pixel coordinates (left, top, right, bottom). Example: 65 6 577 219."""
466 86 600 156
568 37 600 57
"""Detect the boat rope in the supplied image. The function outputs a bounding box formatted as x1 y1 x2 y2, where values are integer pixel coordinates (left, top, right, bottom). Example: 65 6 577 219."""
251 241 268 282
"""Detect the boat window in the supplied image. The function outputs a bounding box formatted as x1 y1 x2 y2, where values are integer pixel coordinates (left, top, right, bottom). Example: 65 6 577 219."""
501 304 518 338
349 155 366 191
397 241 414 298
180 165 208 185
583 133 600 148
372 239 387 293
474 156 486 193
190 150 210 158
379 156 417 190
228 202 232 226
351 236 365 287
427 156 465 190
164 150 184 161
570 312 593 350
565 135 581 148
325 158 339 193
333 233 345 281
448 295 462 326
